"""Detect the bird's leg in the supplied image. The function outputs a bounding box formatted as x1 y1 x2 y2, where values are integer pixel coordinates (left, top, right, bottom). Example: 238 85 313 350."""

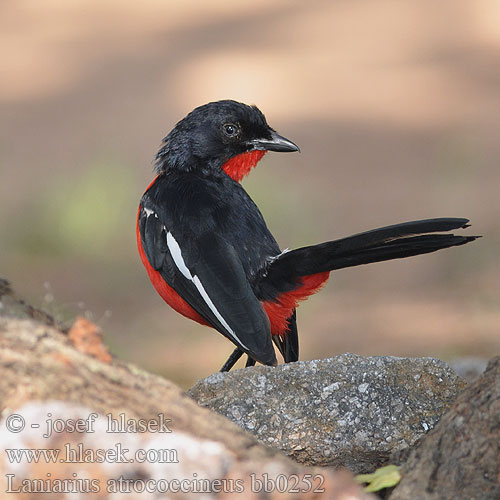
245 356 256 367
220 348 244 372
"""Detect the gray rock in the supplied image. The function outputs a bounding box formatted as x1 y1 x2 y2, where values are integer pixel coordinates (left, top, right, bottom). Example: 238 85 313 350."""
188 354 465 472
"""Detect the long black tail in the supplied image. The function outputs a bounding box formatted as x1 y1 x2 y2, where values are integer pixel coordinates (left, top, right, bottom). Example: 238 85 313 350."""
256 218 478 298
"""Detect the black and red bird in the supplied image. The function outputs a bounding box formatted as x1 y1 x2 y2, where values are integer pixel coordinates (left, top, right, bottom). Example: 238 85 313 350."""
137 100 477 371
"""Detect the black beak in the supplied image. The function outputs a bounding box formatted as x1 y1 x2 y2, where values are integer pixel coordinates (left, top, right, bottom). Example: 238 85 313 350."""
247 130 300 153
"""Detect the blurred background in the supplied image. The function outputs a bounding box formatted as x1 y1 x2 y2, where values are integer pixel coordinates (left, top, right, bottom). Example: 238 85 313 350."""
1 0 498 387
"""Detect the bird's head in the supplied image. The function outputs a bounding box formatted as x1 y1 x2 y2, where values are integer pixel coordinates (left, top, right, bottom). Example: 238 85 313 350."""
154 100 299 182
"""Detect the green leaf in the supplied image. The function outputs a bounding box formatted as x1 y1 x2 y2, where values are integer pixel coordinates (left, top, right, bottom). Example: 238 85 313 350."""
355 464 401 492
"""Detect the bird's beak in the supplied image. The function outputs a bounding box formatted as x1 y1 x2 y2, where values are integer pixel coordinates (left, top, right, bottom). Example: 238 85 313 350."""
247 130 300 153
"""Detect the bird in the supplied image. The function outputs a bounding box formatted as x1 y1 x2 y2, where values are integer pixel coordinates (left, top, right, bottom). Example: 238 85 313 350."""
137 100 477 372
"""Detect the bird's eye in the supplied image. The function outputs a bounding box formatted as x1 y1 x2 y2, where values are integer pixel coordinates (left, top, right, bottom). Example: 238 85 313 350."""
222 123 239 138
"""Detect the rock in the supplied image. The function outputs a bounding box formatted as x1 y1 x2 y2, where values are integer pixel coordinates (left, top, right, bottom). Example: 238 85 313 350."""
388 355 500 500
0 279 372 499
188 354 465 473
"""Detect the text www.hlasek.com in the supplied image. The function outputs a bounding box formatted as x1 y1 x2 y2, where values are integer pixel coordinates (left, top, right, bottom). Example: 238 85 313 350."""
5 443 177 464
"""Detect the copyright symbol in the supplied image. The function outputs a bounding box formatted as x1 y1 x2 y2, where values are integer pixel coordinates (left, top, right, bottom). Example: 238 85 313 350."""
5 414 25 433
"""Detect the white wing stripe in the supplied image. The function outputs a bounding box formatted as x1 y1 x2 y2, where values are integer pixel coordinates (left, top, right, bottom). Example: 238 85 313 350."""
166 232 192 280
166 232 248 350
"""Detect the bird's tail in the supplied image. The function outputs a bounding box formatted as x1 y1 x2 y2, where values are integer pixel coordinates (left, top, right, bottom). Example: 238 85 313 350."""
256 218 478 298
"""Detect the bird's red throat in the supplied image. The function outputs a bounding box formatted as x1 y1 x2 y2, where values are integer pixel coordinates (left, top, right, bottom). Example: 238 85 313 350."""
222 150 267 182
